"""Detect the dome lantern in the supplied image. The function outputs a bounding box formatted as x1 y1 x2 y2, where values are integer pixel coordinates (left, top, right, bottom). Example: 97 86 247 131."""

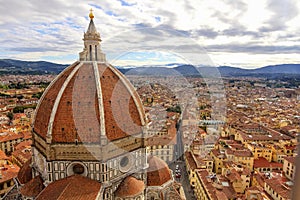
79 9 106 62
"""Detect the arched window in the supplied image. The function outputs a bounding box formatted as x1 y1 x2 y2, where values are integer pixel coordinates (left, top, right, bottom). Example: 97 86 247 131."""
89 45 92 60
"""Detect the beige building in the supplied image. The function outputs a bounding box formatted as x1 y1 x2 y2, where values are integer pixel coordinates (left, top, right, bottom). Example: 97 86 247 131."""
247 143 272 162
264 178 292 200
0 165 20 198
185 151 213 188
0 131 24 154
194 169 237 200
221 161 251 194
283 156 296 181
253 157 283 173
146 120 176 163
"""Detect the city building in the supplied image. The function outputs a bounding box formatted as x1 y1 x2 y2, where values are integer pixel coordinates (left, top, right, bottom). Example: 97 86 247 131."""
283 156 296 181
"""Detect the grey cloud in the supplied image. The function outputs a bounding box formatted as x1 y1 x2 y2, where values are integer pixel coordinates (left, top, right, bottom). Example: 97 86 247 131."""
211 1 247 25
183 0 195 11
261 0 298 32
195 25 263 39
224 0 247 11
195 28 219 39
207 43 300 54
8 47 63 52
222 27 262 38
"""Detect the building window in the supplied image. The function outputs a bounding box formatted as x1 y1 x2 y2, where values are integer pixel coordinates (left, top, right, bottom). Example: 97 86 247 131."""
73 164 85 175
120 156 129 168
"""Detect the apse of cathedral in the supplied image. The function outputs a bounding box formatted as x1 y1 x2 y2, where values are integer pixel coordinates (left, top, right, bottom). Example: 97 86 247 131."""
6 10 185 200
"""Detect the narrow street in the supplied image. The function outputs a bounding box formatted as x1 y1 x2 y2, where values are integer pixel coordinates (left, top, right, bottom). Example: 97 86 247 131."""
169 119 197 200
169 161 196 200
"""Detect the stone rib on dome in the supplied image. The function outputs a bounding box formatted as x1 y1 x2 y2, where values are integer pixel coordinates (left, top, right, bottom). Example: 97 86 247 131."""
115 176 145 198
147 155 172 186
33 61 80 140
33 62 145 143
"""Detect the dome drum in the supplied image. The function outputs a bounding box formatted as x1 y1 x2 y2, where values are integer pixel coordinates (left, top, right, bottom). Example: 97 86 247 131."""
33 61 145 159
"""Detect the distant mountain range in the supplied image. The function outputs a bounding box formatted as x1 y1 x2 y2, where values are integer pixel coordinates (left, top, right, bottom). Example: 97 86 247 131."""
118 64 300 77
0 59 68 75
0 59 299 77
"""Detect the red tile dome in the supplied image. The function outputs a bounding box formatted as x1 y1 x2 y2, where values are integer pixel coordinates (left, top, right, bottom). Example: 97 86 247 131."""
33 61 145 144
115 176 145 198
17 158 32 184
36 175 101 200
147 155 172 186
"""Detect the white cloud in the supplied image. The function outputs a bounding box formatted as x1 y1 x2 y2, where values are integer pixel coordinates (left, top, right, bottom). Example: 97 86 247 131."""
0 0 299 68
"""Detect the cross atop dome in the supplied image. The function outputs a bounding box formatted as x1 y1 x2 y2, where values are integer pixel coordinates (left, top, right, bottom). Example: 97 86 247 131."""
79 9 106 62
89 8 94 19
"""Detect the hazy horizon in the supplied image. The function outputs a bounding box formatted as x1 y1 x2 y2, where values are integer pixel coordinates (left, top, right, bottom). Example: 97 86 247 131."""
1 1 300 69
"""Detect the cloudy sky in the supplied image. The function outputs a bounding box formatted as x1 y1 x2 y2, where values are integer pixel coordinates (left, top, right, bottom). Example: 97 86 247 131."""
1 0 300 68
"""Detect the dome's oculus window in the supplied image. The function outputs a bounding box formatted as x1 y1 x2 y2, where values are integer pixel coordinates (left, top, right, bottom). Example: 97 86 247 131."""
67 162 88 177
119 154 133 173
120 156 129 168
73 164 85 174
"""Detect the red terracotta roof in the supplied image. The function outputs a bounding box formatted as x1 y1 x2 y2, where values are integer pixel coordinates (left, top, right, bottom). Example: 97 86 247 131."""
196 169 237 200
185 151 197 170
36 175 101 200
33 62 145 144
254 157 283 169
34 62 79 140
0 149 8 160
233 149 253 157
265 178 292 199
20 175 44 198
14 140 32 150
284 156 296 165
285 145 296 150
0 164 20 184
115 176 145 198
12 146 31 166
226 169 242 182
216 190 228 200
0 132 24 142
17 158 32 184
147 155 172 186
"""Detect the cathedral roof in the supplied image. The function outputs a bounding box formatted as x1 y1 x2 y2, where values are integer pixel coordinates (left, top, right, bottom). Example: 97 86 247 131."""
17 158 32 184
33 61 145 143
147 155 172 186
20 175 44 198
36 175 101 200
115 176 145 198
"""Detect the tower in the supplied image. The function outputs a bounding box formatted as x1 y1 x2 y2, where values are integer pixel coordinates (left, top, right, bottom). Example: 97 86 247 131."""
30 10 147 200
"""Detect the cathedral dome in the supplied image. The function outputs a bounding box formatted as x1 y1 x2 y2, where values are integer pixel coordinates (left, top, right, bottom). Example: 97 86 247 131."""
33 61 145 143
147 155 172 186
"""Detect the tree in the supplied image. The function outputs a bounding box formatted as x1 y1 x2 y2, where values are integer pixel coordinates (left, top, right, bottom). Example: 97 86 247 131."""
166 105 181 113
7 112 13 120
